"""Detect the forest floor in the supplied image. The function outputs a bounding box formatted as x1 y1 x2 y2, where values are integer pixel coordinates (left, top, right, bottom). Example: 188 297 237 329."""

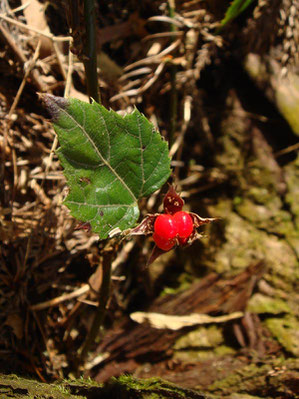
0 1 298 398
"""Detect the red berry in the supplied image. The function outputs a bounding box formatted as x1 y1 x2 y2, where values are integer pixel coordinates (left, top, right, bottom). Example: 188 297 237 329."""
153 212 194 250
173 211 193 243
153 232 176 251
153 214 178 250
154 214 178 239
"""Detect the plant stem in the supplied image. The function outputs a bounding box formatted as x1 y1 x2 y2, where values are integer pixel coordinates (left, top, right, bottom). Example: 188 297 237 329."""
83 0 100 103
79 250 112 362
168 0 178 147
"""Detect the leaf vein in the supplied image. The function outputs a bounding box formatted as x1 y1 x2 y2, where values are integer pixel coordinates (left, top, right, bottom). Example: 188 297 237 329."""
107 207 135 234
94 105 111 162
67 201 134 208
63 153 104 169
57 103 137 202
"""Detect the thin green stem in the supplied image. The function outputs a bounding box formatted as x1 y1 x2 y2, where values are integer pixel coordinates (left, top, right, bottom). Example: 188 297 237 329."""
83 0 100 103
167 0 177 147
79 250 112 362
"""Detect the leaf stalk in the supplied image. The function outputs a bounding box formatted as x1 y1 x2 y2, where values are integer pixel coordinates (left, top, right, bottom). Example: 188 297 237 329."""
83 0 100 103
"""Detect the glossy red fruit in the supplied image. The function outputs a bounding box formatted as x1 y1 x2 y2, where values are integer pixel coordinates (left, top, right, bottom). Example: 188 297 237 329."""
153 214 178 250
153 212 194 250
154 214 178 239
153 232 176 251
173 211 194 244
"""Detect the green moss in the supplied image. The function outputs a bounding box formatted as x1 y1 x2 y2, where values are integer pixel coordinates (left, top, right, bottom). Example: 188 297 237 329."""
229 395 264 399
285 154 299 230
174 349 220 362
143 394 160 399
216 135 244 173
235 198 294 236
214 345 236 356
247 187 273 205
0 374 85 399
206 358 299 395
174 326 223 350
160 272 195 297
210 210 298 285
266 316 299 356
0 374 207 399
56 385 71 394
108 375 205 398
173 327 237 362
248 293 291 315
115 375 174 391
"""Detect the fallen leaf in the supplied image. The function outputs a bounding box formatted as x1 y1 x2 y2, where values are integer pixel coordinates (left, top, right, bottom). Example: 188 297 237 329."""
130 311 244 330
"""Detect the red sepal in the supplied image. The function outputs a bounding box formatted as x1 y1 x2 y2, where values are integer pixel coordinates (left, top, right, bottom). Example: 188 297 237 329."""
163 185 184 215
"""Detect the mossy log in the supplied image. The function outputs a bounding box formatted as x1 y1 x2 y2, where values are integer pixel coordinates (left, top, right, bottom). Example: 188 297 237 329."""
0 374 206 399
2 361 299 399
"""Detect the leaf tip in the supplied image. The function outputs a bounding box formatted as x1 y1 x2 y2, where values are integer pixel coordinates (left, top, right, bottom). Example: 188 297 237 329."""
38 93 69 121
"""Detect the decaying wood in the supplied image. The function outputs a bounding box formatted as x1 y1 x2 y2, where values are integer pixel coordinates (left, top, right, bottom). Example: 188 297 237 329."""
0 374 207 399
92 263 265 381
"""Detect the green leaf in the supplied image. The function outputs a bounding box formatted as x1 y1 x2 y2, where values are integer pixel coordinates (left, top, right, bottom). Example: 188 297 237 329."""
42 95 171 239
220 0 255 28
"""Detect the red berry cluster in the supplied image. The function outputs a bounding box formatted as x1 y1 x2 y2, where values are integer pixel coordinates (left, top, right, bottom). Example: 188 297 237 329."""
153 211 194 251
129 186 216 264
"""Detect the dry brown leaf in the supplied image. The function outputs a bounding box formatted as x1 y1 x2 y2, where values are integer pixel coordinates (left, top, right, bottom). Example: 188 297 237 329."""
21 0 53 57
130 311 244 330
